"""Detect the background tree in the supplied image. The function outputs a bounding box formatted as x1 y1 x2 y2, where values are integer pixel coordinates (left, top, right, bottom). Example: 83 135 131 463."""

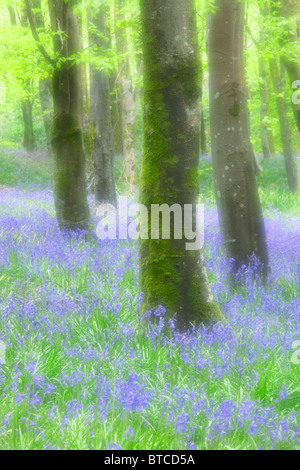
27 0 53 148
88 1 116 206
208 0 269 280
279 0 300 133
48 0 91 232
257 0 298 191
114 0 141 191
269 56 297 191
8 1 35 151
249 1 274 159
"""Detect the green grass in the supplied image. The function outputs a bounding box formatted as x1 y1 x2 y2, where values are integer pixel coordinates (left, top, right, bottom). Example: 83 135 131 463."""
0 148 52 189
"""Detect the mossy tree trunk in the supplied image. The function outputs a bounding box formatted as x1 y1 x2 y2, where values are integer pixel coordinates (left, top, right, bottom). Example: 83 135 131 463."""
48 0 91 232
208 0 269 280
139 0 225 331
88 4 116 206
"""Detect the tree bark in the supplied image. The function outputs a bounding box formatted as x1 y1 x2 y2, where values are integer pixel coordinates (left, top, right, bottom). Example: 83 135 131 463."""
252 2 274 158
269 57 297 192
279 0 300 134
10 2 36 152
38 78 52 148
208 0 269 280
259 55 273 159
88 4 117 206
30 0 53 147
200 113 207 155
48 0 91 232
139 0 225 330
7 5 17 25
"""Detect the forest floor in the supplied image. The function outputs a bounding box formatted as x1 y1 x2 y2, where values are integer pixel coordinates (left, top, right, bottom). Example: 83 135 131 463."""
0 147 299 450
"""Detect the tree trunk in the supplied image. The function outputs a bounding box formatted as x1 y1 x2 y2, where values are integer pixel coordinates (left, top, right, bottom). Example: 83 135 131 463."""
208 0 269 280
10 2 36 152
139 0 225 330
244 9 262 173
200 113 207 155
115 0 140 192
259 56 273 159
88 4 117 206
255 1 274 158
7 5 17 25
279 0 300 134
21 97 35 151
31 0 53 147
38 79 52 147
269 57 297 192
48 0 91 232
110 72 124 156
121 74 139 191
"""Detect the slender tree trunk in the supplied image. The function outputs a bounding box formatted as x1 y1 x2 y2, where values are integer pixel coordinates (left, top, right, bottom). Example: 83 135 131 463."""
245 9 262 174
38 79 52 147
269 57 297 192
88 4 116 206
208 0 269 280
82 64 94 195
121 73 140 191
7 5 17 25
250 2 273 158
48 0 91 232
77 10 92 177
30 0 53 147
110 73 124 156
200 113 207 155
279 0 300 134
115 0 140 191
139 0 225 330
10 2 36 152
21 96 35 151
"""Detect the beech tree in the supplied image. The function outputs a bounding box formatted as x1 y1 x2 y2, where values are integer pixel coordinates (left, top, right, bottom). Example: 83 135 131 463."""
269 57 297 192
208 0 269 280
88 2 116 206
8 2 35 151
279 0 300 134
48 0 91 231
255 2 274 159
257 0 298 191
28 0 52 148
139 0 225 330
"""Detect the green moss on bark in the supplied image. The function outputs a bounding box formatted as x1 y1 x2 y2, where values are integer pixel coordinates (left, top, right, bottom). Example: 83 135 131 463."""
139 0 225 330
